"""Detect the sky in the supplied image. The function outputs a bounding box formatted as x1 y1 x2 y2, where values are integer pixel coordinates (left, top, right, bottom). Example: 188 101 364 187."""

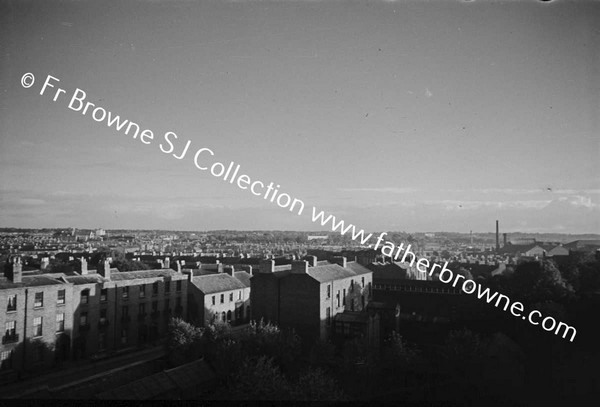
1 0 599 234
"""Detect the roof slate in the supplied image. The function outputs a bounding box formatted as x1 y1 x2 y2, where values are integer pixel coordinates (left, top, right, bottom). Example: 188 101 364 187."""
191 273 246 294
234 271 251 288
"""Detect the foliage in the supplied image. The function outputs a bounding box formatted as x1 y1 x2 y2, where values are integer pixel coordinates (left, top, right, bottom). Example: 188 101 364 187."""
290 368 347 401
227 356 291 400
166 318 204 366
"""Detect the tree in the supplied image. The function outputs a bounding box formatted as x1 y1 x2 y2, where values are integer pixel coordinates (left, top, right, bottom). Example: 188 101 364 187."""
166 318 203 366
501 260 568 303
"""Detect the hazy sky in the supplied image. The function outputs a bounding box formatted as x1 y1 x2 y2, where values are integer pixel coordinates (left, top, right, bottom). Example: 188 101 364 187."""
1 0 599 233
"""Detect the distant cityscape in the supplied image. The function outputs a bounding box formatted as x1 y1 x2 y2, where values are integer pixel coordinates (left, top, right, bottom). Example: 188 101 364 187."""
1 223 599 400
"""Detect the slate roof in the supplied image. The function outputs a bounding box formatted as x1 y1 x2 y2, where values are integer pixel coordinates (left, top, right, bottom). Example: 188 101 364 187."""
0 274 66 289
345 261 372 276
191 273 246 294
234 271 251 288
110 268 179 281
64 274 107 285
306 264 355 283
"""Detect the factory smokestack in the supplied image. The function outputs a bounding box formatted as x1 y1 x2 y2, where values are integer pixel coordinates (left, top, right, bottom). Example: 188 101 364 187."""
496 220 500 252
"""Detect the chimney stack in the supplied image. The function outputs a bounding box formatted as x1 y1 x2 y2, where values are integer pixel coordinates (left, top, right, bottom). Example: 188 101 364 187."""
332 256 347 268
259 259 275 273
176 260 182 273
495 220 500 252
98 259 111 280
304 255 317 267
80 257 88 275
11 257 23 283
291 260 309 274
241 265 253 276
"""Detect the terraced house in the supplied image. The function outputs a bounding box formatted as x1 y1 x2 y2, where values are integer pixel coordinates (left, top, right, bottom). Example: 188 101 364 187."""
1 257 188 376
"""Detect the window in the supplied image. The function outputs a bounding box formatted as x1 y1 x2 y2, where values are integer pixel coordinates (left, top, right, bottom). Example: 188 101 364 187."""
221 311 226 322
152 281 159 296
4 321 17 343
80 289 89 304
326 307 331 326
139 303 146 316
227 310 232 321
121 329 128 344
100 288 108 302
121 305 129 317
220 294 224 304
100 309 108 324
229 293 233 302
238 291 242 300
165 281 171 294
7 294 17 312
211 296 216 305
56 313 64 332
152 301 158 313
57 290 65 305
34 292 43 308
343 289 346 304
1 350 12 369
336 291 340 307
326 285 331 299
361 277 365 288
176 280 182 292
79 312 88 327
122 286 129 299
350 280 354 292
139 285 146 299
33 316 43 337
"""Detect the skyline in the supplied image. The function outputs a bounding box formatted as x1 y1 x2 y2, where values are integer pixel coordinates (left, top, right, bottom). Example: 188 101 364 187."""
1 0 599 234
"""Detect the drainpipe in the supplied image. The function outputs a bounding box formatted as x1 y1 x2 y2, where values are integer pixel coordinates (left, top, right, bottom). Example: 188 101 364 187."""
22 288 28 372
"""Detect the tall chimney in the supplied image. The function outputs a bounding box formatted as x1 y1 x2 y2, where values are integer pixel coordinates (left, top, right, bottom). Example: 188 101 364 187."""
12 257 23 283
495 220 500 252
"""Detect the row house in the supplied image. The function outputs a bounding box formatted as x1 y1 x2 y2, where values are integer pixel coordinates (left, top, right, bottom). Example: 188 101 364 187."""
251 256 373 341
1 257 188 376
185 266 251 327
